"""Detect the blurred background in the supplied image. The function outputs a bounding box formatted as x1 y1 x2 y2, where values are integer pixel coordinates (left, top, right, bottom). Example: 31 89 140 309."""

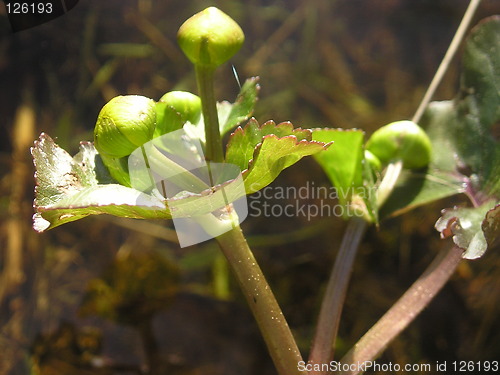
1 0 499 374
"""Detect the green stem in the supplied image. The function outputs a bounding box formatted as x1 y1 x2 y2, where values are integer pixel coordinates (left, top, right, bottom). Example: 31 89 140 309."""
307 2 481 373
337 246 464 375
195 64 224 162
216 224 307 375
308 217 368 374
194 49 304 375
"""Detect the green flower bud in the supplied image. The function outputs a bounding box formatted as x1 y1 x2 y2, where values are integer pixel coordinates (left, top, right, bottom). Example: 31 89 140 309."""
177 7 244 68
159 91 202 125
366 120 432 169
364 149 382 172
94 95 156 159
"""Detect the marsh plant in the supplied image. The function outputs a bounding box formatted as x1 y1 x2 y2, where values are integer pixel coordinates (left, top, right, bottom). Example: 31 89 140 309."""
32 3 499 375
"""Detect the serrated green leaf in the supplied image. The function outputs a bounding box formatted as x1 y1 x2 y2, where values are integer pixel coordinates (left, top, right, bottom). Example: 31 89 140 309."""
225 119 329 194
435 200 498 259
219 76 260 136
243 133 329 194
312 128 377 221
226 118 313 171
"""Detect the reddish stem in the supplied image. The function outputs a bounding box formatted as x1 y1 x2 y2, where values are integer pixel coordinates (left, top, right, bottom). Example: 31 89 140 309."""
337 245 464 375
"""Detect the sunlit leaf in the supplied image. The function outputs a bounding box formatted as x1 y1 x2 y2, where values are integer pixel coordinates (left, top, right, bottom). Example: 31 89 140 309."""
242 133 330 194
312 128 370 219
32 134 247 231
225 118 312 171
31 133 173 231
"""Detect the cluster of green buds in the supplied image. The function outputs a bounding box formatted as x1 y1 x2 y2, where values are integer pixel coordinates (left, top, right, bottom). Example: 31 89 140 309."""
94 6 243 185
94 92 202 186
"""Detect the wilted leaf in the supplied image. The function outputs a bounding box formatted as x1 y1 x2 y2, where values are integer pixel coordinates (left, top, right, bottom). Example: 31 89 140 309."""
435 200 498 259
32 133 173 231
33 185 172 232
31 134 247 231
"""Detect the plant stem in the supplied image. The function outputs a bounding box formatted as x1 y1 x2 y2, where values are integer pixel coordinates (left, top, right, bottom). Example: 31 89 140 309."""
375 0 482 206
194 43 305 375
412 0 482 124
337 245 464 375
308 217 368 374
195 64 224 162
306 160 400 373
216 224 307 375
307 1 481 372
